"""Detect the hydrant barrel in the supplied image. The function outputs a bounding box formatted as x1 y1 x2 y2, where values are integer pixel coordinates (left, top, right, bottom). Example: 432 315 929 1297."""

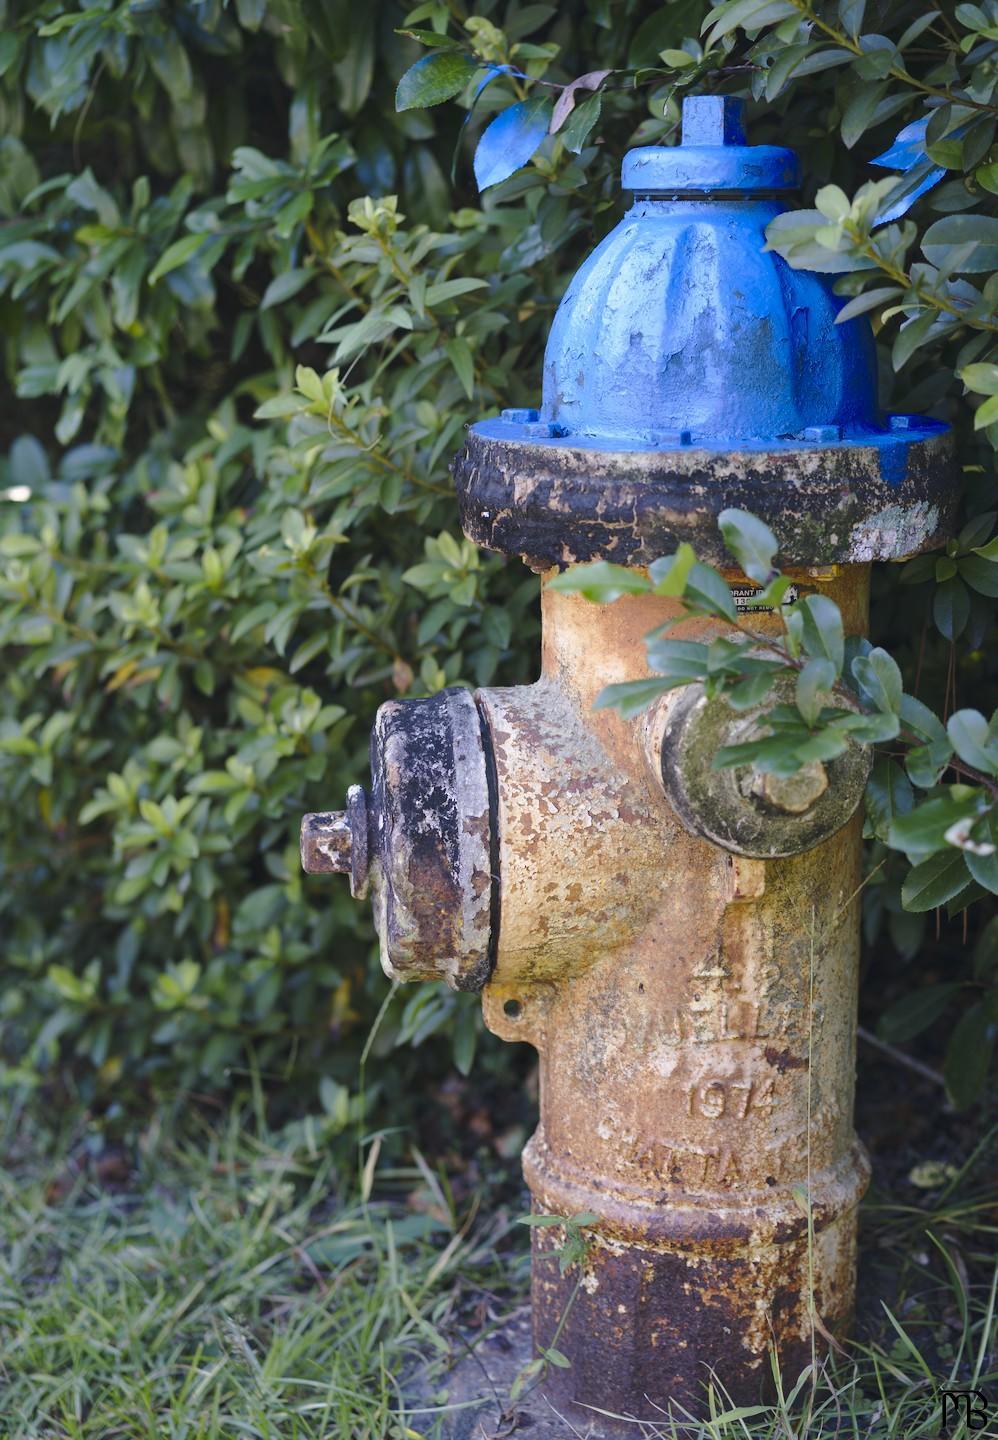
304 93 957 1433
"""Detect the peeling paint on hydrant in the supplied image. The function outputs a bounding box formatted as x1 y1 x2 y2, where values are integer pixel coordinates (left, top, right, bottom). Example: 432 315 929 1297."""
301 95 956 1436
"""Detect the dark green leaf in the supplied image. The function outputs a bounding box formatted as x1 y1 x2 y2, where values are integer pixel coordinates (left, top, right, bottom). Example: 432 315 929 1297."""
726 670 780 709
835 285 903 323
261 268 313 309
892 311 939 370
644 637 710 682
795 657 835 726
560 93 602 155
840 80 885 149
973 916 998 978
878 984 961 1044
865 755 913 842
149 234 205 285
452 1002 478 1076
717 508 778 584
889 791 982 856
905 744 950 790
947 709 998 775
649 543 696 597
965 839 998 894
933 575 970 640
944 1004 993 1109
629 0 708 65
899 693 949 745
901 849 971 911
594 678 687 717
395 51 479 111
960 553 998 597
829 709 899 743
683 563 737 622
797 594 844 676
395 28 464 49
547 561 648 603
957 510 997 550
851 647 902 713
922 214 998 273
765 42 810 101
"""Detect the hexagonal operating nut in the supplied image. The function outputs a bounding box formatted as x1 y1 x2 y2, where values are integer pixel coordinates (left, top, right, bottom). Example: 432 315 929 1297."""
300 784 369 898
749 760 829 815
646 672 872 859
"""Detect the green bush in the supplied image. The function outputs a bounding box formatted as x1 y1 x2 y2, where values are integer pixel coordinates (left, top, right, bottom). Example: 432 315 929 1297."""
0 0 994 1118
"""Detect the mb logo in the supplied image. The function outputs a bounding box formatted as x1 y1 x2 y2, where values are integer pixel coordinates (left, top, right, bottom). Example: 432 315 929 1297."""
939 1389 990 1432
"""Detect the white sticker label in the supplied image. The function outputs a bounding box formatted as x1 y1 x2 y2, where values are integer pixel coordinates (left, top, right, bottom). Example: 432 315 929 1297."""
731 583 799 613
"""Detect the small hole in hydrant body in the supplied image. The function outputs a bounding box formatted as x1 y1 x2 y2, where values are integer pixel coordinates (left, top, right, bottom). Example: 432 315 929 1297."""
503 998 522 1019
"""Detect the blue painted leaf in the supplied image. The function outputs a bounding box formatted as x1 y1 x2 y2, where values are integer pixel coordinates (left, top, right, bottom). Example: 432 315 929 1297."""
475 62 517 98
474 94 553 191
450 65 518 185
875 157 946 224
871 116 968 221
872 117 930 171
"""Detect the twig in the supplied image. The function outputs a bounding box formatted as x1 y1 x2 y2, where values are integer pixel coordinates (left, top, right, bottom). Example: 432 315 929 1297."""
857 1025 946 1089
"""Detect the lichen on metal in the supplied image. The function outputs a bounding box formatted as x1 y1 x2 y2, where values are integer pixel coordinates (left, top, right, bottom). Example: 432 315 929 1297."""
300 93 961 1435
653 668 873 859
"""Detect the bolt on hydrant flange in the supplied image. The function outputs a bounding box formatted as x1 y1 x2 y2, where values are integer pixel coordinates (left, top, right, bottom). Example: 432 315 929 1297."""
302 95 957 1435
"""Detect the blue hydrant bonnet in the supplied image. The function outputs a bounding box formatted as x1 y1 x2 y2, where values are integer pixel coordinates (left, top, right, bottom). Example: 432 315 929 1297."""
451 94 957 570
541 93 880 450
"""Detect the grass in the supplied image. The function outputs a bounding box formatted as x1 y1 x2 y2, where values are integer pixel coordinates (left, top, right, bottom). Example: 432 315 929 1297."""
0 1097 524 1440
0 1091 995 1440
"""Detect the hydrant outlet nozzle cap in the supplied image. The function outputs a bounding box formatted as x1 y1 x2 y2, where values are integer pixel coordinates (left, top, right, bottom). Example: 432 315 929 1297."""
300 785 370 898
621 95 800 194
301 810 352 874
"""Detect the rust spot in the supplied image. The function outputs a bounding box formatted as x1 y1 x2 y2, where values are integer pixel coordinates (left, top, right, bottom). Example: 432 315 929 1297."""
764 1045 809 1073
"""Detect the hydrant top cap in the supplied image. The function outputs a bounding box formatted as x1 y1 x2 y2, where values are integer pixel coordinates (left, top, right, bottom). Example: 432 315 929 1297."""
622 96 800 194
450 91 958 570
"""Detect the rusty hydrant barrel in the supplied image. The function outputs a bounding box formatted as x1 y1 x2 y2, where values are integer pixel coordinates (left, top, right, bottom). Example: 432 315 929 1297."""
302 95 956 1433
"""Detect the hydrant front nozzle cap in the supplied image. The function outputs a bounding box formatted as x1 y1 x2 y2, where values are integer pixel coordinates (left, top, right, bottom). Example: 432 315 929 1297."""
301 810 352 874
621 95 800 194
300 784 370 898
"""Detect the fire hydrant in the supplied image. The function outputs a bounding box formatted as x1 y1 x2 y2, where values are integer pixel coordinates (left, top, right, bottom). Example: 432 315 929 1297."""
302 96 955 1432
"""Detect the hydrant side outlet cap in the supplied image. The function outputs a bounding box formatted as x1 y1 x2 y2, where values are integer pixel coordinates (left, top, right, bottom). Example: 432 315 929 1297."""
656 675 874 859
370 687 496 992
